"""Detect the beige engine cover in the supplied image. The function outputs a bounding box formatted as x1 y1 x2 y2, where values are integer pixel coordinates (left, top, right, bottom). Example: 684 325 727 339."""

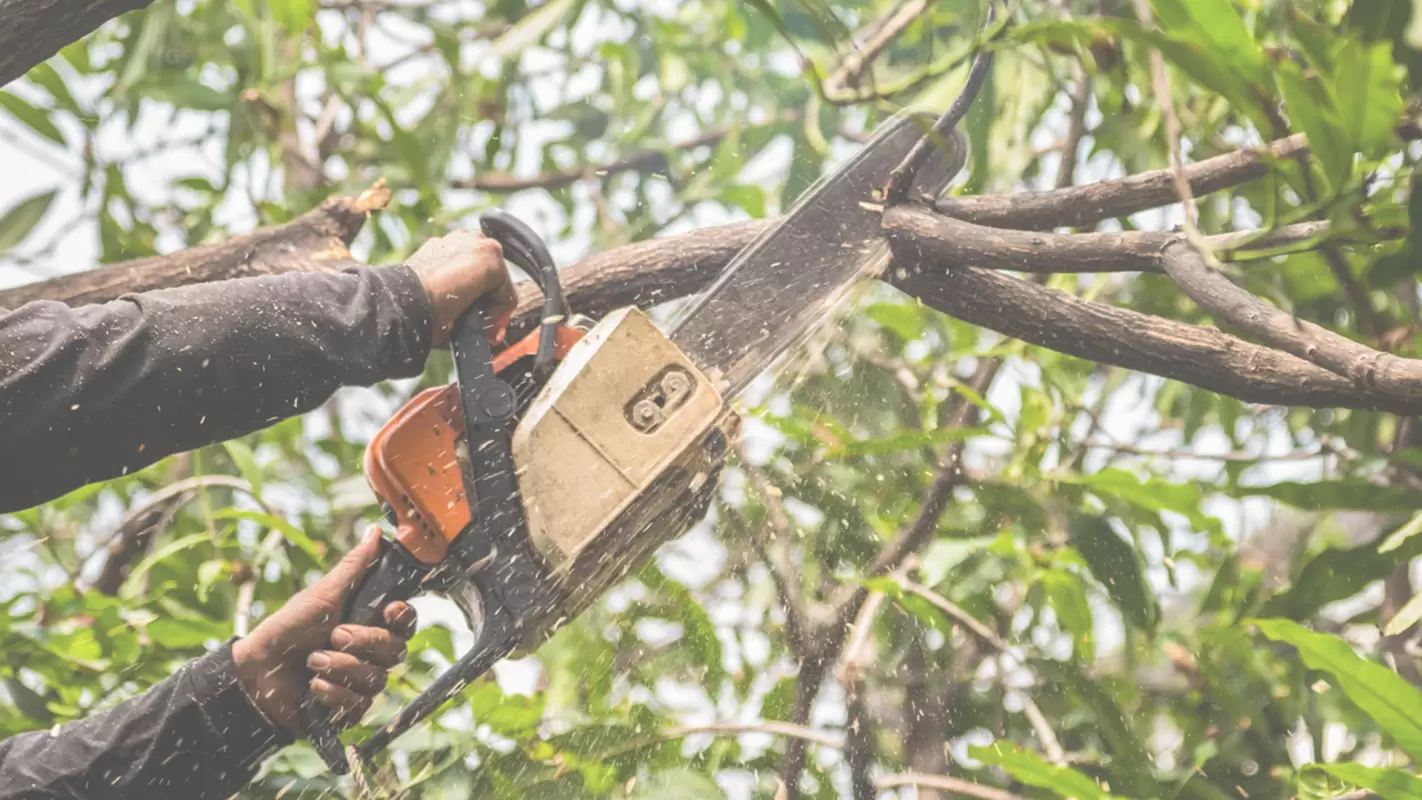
510 307 739 637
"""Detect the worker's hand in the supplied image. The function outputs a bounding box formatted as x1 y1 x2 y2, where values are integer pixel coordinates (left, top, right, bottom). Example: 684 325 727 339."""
406 229 517 347
232 527 418 737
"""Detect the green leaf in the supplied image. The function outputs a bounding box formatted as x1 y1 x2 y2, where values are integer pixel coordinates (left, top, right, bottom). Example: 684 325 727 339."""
865 301 926 341
3 677 54 725
214 509 325 565
147 617 231 649
1380 512 1422 553
1042 568 1094 658
1251 618 1422 761
122 533 211 591
1072 468 1216 534
1332 38 1405 157
1309 762 1422 800
824 426 987 459
971 741 1122 800
1235 480 1421 512
0 90 64 145
139 77 232 112
1259 526 1422 621
1068 514 1159 634
268 0 315 32
0 189 57 254
718 184 767 219
1278 64 1350 191
627 767 725 799
919 535 997 586
222 441 264 497
468 680 545 736
1387 592 1422 637
1151 0 1270 86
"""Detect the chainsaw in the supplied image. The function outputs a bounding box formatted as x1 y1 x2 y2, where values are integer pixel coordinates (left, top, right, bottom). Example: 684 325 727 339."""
298 110 968 774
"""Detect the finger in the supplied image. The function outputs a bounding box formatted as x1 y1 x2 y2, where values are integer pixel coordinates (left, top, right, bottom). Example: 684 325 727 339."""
307 650 389 694
310 678 373 728
313 527 384 598
383 601 418 639
331 624 407 668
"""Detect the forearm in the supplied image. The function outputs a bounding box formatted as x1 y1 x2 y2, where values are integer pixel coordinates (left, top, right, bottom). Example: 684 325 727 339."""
0 265 433 513
0 643 290 800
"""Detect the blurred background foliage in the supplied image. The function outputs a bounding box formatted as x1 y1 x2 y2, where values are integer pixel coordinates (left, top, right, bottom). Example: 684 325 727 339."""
6 0 1422 798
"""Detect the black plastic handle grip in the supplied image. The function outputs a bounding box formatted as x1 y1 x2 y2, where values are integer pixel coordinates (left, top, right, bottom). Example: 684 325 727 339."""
298 538 432 774
478 210 565 381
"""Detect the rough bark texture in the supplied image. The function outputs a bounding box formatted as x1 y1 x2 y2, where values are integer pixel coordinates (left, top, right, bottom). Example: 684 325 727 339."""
0 183 391 310
0 0 152 87
936 134 1308 230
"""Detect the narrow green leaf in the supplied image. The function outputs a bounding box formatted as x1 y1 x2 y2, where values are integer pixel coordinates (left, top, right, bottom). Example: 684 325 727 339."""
0 90 64 145
215 509 325 565
1259 526 1422 621
122 533 211 590
1387 592 1422 637
1042 568 1094 658
1069 514 1159 634
1277 64 1350 190
1251 618 1422 761
0 190 57 254
1332 39 1404 157
147 617 231 649
3 677 54 725
1235 480 1421 512
222 441 264 497
971 741 1121 800
627 767 724 799
1315 762 1422 800
1381 513 1422 553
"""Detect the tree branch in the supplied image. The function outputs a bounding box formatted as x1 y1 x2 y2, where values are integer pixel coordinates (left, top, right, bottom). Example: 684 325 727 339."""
936 134 1308 230
1159 238 1422 402
823 0 937 97
0 0 154 87
876 772 1025 800
0 182 391 309
885 208 1422 414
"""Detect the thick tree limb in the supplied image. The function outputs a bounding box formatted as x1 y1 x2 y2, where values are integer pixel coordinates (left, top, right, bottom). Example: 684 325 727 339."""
937 134 1308 230
0 182 390 310
0 0 152 87
882 205 1338 273
884 207 1422 414
1159 238 1422 401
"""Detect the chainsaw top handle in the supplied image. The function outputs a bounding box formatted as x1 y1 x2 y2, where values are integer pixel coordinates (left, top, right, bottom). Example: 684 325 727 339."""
479 209 566 382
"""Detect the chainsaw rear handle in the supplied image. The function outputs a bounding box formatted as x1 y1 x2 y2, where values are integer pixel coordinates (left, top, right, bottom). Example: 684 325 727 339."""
479 209 566 382
298 296 510 776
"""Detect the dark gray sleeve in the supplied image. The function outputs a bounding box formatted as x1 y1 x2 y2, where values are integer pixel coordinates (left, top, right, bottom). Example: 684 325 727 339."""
0 265 434 513
0 642 291 800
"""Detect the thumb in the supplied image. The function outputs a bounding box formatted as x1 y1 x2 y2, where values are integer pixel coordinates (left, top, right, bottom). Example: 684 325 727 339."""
313 526 384 601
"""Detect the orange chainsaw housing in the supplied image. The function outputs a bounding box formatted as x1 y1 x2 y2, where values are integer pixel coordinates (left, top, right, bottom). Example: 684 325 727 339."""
363 322 585 566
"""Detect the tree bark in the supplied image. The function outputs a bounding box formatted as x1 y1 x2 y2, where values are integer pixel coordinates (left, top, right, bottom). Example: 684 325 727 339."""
1 0 153 87
0 182 390 310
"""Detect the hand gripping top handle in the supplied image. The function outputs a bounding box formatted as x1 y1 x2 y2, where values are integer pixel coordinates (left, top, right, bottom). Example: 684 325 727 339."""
297 213 575 775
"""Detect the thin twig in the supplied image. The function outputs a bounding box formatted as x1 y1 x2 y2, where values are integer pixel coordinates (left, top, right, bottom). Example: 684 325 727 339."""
903 580 1009 653
234 528 288 637
823 0 937 96
1016 688 1066 765
1132 0 1198 232
665 722 846 750
884 43 996 205
877 772 1025 800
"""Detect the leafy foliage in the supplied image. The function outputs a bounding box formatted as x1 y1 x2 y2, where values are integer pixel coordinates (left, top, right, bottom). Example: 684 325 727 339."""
7 0 1422 798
